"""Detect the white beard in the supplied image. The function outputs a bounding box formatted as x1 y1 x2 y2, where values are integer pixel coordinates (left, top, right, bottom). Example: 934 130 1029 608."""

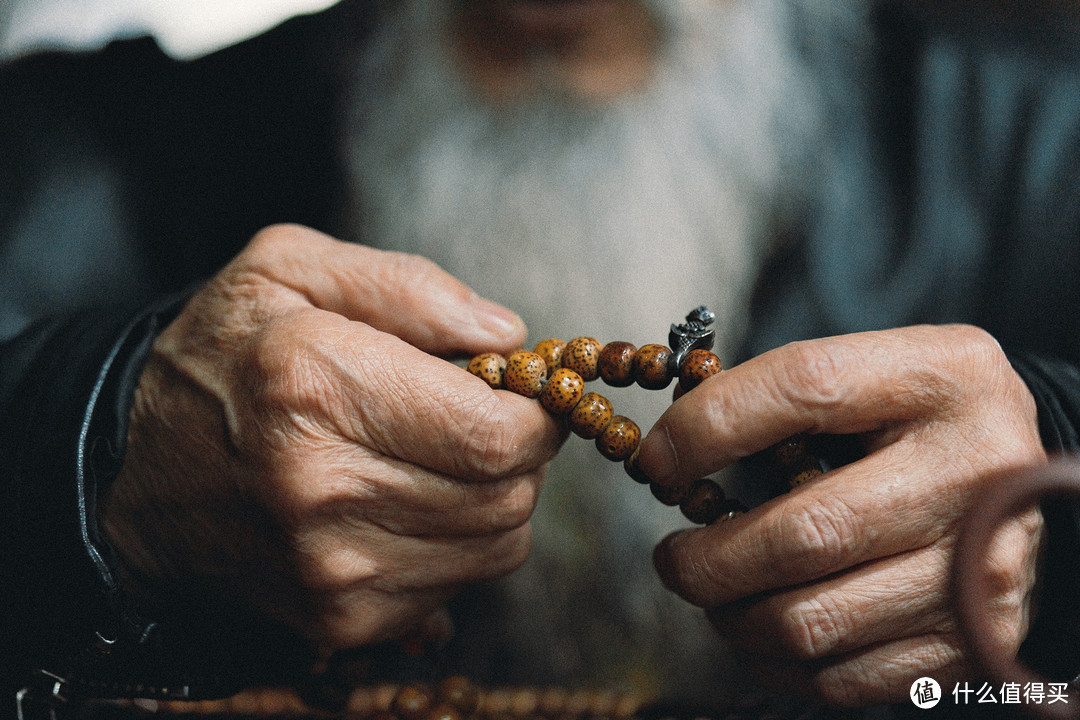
341 0 827 704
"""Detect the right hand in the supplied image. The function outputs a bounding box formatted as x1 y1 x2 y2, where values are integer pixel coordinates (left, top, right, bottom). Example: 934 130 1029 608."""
101 224 563 649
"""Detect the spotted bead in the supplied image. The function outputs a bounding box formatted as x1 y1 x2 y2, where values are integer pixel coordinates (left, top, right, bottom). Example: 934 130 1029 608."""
595 415 641 461
649 480 690 507
679 478 726 524
598 341 637 387
788 456 825 488
567 391 614 439
538 367 585 415
437 677 479 715
467 352 506 389
504 351 548 398
562 336 604 381
771 434 808 467
532 338 566 377
678 349 723 392
633 344 673 390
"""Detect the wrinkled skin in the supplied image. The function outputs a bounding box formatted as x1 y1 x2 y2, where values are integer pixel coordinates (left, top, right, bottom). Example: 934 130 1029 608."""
101 224 563 649
640 325 1047 706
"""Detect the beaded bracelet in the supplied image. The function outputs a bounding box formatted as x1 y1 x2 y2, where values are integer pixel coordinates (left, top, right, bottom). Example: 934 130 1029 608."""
467 306 823 525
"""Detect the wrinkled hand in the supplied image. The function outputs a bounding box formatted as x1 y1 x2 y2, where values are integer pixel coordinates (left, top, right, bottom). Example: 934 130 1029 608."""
101 224 562 649
640 325 1047 706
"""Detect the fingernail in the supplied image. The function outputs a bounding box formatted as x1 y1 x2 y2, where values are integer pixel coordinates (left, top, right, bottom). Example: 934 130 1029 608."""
639 425 678 486
472 295 523 338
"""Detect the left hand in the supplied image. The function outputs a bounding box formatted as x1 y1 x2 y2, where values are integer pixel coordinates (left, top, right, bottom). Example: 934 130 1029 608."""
639 324 1047 706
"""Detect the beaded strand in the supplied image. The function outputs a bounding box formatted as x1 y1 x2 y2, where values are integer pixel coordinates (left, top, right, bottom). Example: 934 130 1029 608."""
466 307 825 525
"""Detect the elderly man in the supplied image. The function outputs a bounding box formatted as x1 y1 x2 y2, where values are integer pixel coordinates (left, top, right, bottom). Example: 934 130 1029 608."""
4 0 1080 716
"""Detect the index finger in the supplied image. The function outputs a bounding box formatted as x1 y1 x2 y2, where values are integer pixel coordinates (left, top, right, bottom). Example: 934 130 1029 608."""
637 326 974 487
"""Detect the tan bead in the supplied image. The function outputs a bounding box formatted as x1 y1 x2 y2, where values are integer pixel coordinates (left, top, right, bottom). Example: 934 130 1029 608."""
437 677 479 715
598 341 637 387
503 351 547 398
633 344 673 390
538 367 585 415
467 353 506 389
392 686 433 720
567 392 614 439
532 338 566 377
678 349 723 392
595 415 641 461
561 336 604 381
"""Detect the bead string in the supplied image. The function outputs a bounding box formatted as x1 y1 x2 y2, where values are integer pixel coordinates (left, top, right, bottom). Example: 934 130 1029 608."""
466 308 824 525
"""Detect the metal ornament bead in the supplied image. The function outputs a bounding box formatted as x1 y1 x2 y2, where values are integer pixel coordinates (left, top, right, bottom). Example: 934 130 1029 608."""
538 367 585 415
678 349 723 392
561 336 604 381
633 344 673 390
532 338 566 377
679 478 726 524
598 341 637 387
595 415 641 461
467 353 506 389
504 351 548 398
567 392 614 439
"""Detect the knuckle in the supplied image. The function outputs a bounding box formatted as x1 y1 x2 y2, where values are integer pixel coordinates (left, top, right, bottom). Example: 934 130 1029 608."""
774 494 862 575
480 478 540 533
780 595 849 659
778 340 846 415
457 398 533 479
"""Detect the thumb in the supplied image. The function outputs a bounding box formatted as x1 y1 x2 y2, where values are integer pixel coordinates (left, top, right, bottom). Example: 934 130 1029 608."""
238 224 525 356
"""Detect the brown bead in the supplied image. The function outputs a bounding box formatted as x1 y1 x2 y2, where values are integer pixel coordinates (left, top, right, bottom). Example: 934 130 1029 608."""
532 338 566 377
679 478 726 524
623 446 651 484
771 434 808 467
467 353 506 389
426 703 462 720
392 686 433 720
633 344 673 390
595 415 641 461
567 392 614 439
437 677 479 715
561 336 604 381
536 687 569 717
538 368 585 415
598 341 637 387
503 351 548 398
678 349 723 392
650 480 690 506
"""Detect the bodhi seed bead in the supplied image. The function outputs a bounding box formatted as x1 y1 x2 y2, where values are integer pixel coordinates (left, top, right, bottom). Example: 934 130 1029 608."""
467 353 506 389
678 349 723 392
539 367 585 415
650 480 690 507
567 392 614 439
562 336 604 381
533 338 566 377
679 478 726 524
598 341 637 387
504 351 548 398
633 344 673 390
595 415 641 461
